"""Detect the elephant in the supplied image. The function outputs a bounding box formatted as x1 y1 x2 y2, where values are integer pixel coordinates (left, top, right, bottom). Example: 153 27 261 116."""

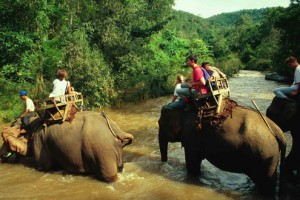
0 111 134 183
267 96 300 181
158 98 286 194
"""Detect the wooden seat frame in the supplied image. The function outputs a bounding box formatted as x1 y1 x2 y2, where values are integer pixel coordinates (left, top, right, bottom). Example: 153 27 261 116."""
192 77 230 114
35 93 84 122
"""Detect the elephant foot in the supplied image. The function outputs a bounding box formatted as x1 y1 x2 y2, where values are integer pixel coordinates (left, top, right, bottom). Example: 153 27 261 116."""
187 170 200 176
281 177 300 196
103 174 117 183
186 160 201 176
186 165 201 176
285 172 300 185
161 156 167 162
118 163 124 172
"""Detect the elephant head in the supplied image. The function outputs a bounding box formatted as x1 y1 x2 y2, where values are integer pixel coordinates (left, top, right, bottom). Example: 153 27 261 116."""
0 117 41 161
266 97 297 132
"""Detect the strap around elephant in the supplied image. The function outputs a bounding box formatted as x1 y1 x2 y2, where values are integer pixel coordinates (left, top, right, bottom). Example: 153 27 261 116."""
101 112 120 141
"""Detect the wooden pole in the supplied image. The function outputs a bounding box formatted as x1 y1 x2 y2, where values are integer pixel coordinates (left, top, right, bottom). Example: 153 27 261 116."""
251 100 276 137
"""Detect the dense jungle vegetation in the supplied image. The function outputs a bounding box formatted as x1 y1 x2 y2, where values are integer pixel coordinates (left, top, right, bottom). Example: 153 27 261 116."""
0 0 300 122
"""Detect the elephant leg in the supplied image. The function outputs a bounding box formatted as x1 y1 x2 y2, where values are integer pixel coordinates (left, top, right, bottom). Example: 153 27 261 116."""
184 146 202 175
285 130 300 180
248 168 277 195
97 157 118 183
159 127 168 162
35 148 53 171
34 138 53 171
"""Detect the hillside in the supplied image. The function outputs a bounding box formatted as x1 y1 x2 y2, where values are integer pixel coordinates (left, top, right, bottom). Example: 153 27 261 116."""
207 8 270 27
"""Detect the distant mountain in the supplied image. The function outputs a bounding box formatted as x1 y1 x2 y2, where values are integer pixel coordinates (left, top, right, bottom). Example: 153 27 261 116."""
171 10 212 40
207 8 270 27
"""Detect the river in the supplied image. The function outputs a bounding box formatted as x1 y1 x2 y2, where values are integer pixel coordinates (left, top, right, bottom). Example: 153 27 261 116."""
0 70 295 200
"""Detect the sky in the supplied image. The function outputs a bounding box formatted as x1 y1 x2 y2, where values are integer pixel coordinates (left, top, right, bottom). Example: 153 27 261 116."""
173 0 291 18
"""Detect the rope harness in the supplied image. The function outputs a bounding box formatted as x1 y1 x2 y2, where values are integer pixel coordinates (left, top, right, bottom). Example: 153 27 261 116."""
101 112 121 142
195 97 237 130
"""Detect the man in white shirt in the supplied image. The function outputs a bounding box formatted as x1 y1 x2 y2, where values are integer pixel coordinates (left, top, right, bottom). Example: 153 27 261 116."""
273 56 300 100
19 90 35 131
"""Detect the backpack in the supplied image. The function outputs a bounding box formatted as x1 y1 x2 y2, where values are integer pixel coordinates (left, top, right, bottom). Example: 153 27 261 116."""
201 67 214 88
201 67 210 82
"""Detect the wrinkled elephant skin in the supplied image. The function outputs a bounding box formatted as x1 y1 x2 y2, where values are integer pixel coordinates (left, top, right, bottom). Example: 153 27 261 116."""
159 104 286 194
1 111 134 183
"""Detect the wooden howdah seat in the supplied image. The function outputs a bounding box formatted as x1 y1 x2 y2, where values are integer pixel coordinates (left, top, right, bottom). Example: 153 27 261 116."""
191 77 231 126
35 93 84 122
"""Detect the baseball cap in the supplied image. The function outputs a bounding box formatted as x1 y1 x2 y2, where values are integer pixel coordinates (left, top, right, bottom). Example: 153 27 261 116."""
19 90 27 96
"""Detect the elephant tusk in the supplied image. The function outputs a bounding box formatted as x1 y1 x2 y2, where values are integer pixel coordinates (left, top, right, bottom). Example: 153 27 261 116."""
2 152 12 158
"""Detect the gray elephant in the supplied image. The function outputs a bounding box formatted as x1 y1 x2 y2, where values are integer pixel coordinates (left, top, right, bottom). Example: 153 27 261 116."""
0 111 134 183
158 99 286 194
267 96 300 181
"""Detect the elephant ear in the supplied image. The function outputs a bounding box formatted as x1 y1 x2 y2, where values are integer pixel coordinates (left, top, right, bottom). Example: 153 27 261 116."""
102 115 134 147
158 107 183 142
266 97 297 131
26 117 43 132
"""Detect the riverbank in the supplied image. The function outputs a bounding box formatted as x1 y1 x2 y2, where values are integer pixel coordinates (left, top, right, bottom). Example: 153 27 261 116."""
265 72 290 83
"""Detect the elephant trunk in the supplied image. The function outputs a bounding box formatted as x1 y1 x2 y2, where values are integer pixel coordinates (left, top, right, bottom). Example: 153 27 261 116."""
157 107 185 162
159 127 168 162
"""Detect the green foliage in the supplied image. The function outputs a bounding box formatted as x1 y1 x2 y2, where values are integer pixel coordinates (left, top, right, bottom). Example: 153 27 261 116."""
1 0 298 123
270 1 300 77
0 73 34 122
64 28 116 107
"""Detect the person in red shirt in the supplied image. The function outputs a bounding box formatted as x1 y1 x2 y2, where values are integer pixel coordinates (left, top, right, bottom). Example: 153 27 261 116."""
176 55 208 105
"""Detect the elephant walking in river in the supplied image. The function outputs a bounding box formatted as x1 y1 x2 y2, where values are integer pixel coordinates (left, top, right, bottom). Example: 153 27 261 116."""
158 99 286 194
0 111 134 182
267 96 300 181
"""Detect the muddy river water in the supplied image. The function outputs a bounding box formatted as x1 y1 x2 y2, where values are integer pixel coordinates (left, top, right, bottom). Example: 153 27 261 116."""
0 70 295 200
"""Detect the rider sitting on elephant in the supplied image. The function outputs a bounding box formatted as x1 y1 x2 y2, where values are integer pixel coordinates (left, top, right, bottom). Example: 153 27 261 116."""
273 56 300 101
171 74 186 102
19 90 36 134
164 74 188 110
201 62 226 80
175 55 210 108
49 69 71 102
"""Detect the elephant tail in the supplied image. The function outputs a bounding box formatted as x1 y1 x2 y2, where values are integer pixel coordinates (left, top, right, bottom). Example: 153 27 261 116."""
274 129 286 193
